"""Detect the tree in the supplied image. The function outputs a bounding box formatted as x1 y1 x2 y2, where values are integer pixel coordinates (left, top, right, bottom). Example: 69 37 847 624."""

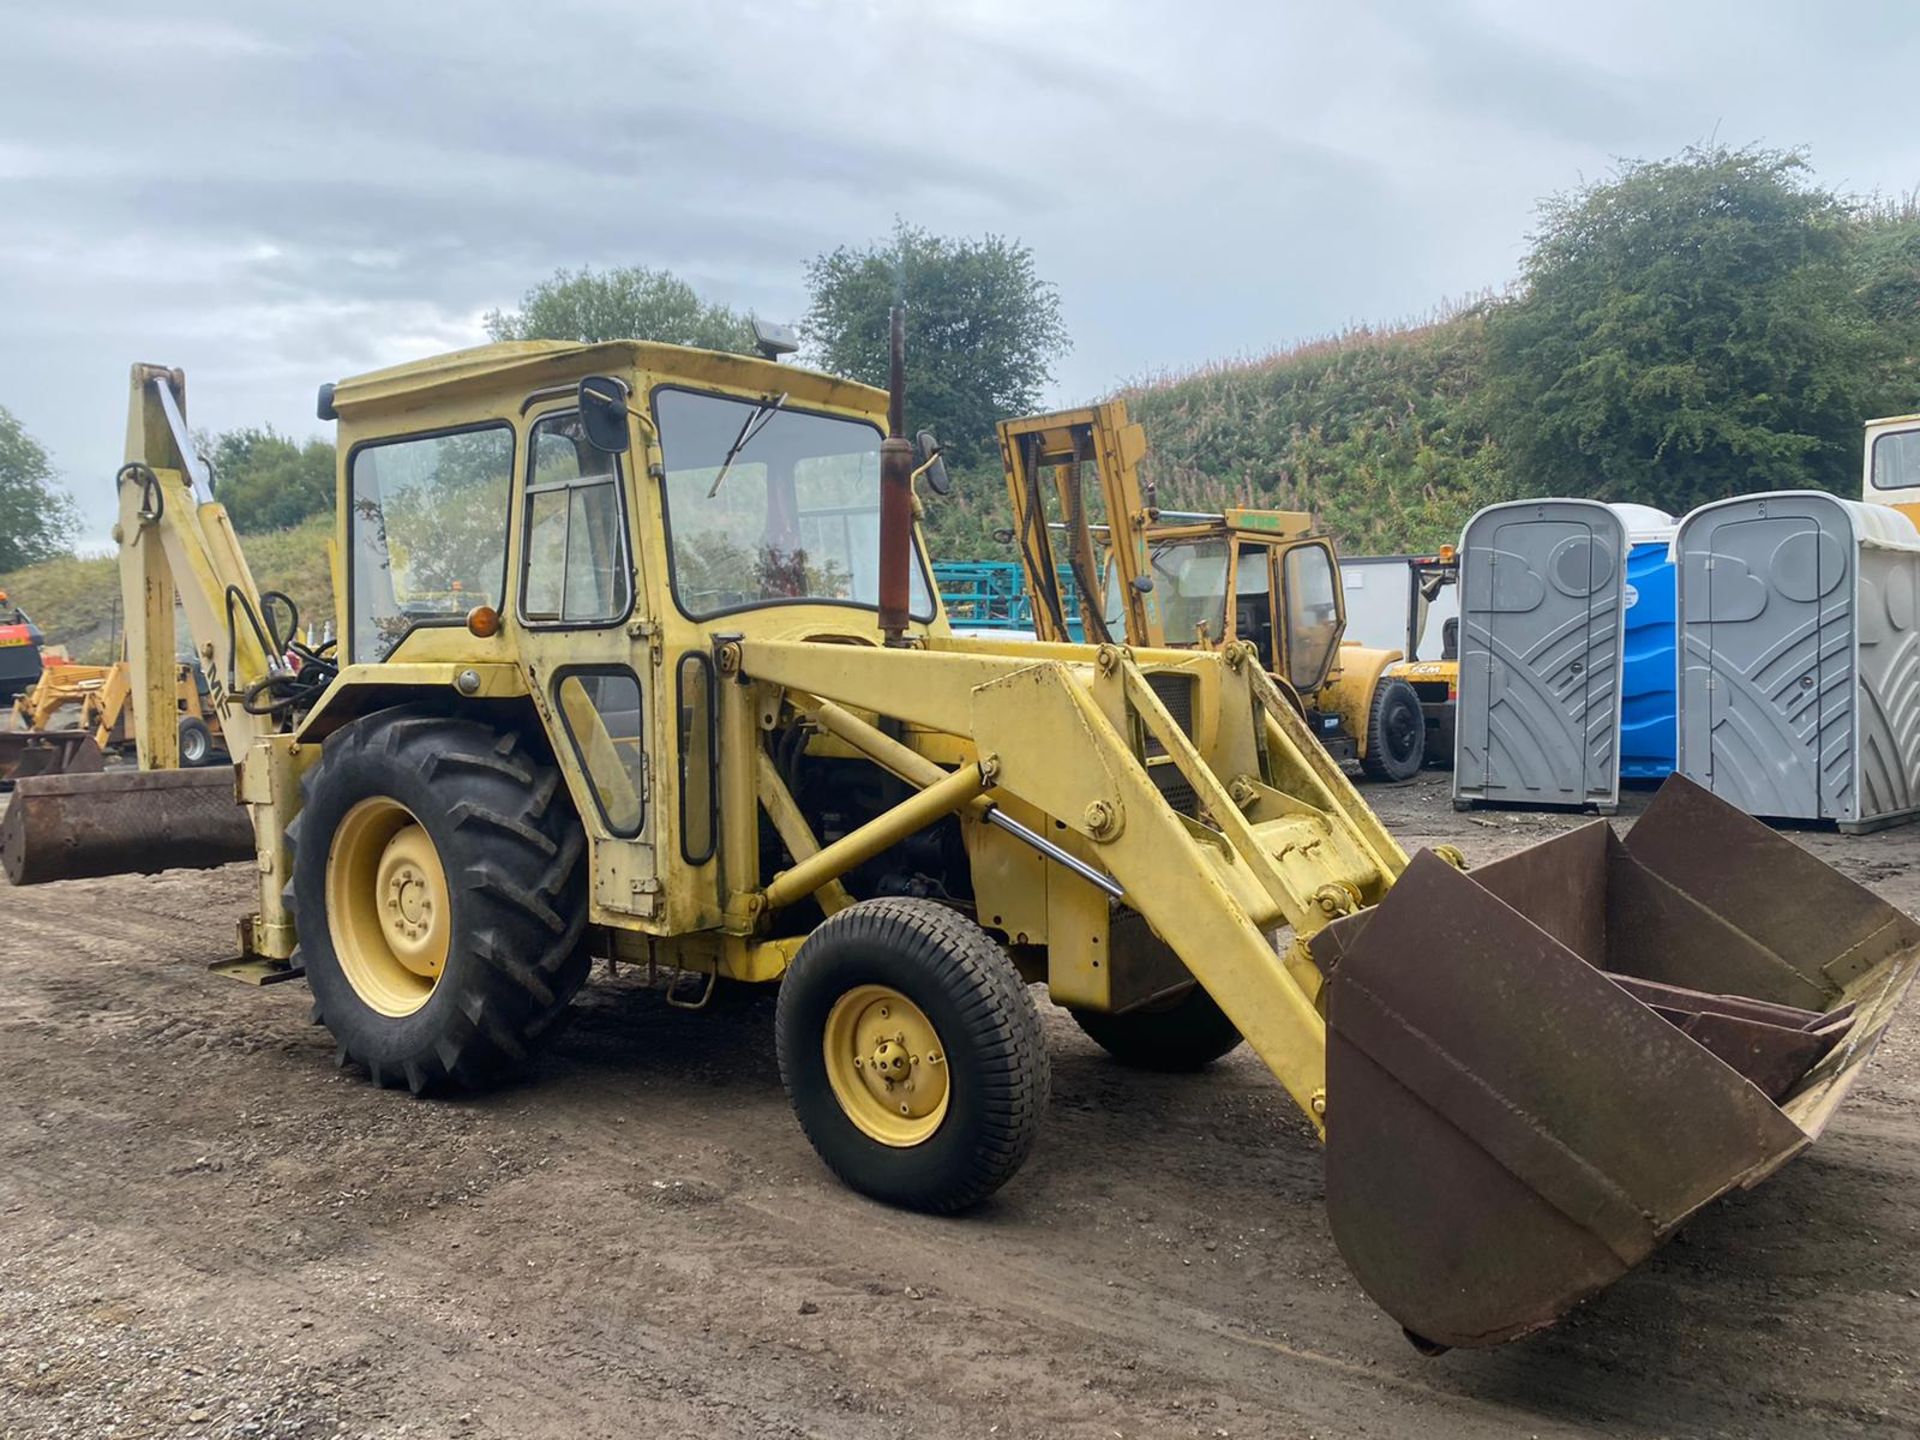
801 223 1070 473
485 266 755 352
210 426 336 534
1485 145 1880 516
0 407 79 570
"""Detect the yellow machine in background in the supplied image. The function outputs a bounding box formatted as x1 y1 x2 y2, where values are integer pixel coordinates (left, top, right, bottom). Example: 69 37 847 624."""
82 658 226 765
3 322 1915 1353
1866 412 1920 524
1379 549 1460 766
998 404 1428 780
4 657 225 773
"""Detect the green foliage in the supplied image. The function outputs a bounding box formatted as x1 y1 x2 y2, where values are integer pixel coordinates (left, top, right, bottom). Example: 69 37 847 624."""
1113 309 1512 557
0 406 80 571
485 266 755 351
211 426 335 534
1486 145 1883 516
0 513 335 664
802 222 1070 473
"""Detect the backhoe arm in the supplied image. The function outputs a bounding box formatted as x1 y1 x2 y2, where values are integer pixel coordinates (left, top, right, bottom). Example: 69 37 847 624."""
116 364 279 767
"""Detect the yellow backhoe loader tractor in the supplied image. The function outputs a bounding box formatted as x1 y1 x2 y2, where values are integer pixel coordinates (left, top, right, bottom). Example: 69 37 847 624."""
82 657 227 766
1 657 225 784
1379 549 1459 767
998 404 1427 780
5 319 1917 1352
2 659 110 785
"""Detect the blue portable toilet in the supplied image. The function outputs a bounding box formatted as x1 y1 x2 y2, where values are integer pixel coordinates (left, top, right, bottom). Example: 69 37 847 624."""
1610 503 1679 781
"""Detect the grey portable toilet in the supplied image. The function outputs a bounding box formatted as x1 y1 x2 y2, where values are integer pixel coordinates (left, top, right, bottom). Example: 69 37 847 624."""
1453 499 1628 811
1674 490 1920 831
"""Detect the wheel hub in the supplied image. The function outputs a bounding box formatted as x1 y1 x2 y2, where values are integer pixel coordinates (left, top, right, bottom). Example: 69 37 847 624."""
824 986 950 1147
326 798 452 1017
377 836 442 974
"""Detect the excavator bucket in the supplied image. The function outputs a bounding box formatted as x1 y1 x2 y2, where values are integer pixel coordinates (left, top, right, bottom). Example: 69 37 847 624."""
1 766 253 885
0 730 105 787
1317 773 1920 1350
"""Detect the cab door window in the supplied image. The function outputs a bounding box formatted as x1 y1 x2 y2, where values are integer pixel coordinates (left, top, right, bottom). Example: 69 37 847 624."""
1281 543 1344 692
520 411 632 626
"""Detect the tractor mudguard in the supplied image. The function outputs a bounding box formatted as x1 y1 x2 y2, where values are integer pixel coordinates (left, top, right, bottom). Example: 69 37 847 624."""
1317 773 1920 1349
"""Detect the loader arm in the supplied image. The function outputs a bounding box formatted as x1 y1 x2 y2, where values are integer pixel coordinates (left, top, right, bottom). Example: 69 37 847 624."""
732 631 1919 1349
735 635 1409 1131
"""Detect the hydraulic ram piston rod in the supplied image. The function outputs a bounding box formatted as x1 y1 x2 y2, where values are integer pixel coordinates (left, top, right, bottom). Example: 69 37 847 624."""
981 807 1123 900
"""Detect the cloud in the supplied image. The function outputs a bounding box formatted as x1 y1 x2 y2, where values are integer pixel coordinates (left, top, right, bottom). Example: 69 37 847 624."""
0 0 1915 547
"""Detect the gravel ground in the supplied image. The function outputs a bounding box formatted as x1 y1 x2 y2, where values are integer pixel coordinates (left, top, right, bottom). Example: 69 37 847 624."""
2 770 1918 1439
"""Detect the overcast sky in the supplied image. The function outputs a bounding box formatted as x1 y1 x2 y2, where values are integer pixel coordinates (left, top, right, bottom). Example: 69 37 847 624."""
4 0 1919 546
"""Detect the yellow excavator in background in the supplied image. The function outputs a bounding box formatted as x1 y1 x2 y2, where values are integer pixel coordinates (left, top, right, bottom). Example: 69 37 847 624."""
2 655 226 783
998 403 1427 780
2 319 1915 1353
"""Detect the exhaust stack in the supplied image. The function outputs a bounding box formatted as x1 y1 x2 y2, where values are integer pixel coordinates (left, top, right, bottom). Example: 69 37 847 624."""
876 304 913 645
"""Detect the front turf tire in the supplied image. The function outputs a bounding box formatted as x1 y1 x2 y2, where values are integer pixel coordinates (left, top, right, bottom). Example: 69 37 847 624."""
289 707 591 1094
776 898 1049 1212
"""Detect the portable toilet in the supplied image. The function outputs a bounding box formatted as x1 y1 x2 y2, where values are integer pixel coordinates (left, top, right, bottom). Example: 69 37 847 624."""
1454 499 1628 811
1674 490 1920 831
1610 503 1680 781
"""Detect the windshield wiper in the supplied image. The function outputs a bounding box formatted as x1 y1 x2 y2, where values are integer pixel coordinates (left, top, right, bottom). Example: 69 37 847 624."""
707 392 788 498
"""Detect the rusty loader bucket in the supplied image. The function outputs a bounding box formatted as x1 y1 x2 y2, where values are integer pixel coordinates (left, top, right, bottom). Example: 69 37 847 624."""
1318 774 1920 1349
0 730 105 787
2 766 254 885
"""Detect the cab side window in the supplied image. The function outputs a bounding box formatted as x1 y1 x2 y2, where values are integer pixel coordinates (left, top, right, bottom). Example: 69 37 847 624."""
350 425 513 662
520 411 632 626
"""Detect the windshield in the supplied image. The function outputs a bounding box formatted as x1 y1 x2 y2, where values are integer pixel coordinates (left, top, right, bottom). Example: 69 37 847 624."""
1107 538 1231 645
654 388 936 621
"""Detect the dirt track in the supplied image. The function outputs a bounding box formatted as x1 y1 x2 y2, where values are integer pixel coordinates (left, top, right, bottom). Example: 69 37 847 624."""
3 771 1918 1439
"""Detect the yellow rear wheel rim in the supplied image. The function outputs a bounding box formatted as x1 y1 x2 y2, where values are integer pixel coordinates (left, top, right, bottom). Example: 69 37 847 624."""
822 984 950 1148
325 796 452 1018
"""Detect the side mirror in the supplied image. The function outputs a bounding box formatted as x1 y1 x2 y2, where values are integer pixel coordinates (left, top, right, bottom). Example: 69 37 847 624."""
578 375 631 454
913 430 952 496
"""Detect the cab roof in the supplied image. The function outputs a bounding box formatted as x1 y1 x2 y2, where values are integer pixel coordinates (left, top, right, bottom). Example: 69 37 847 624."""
325 339 888 422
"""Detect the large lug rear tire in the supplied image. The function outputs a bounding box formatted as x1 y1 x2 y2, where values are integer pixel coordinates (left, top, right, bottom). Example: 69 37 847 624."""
776 898 1049 1212
289 707 591 1094
1361 677 1425 782
1071 986 1243 1071
1068 912 1243 1070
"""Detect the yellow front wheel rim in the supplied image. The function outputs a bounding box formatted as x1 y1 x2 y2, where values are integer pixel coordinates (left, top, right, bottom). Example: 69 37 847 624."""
823 985 951 1147
326 797 452 1018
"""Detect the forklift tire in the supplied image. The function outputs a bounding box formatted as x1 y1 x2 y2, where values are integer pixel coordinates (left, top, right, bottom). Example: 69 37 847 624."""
1361 678 1425 782
1071 985 1243 1071
776 898 1049 1212
289 707 591 1095
177 716 214 767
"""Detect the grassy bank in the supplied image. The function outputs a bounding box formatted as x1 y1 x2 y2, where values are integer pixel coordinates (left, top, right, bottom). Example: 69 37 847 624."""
0 515 335 662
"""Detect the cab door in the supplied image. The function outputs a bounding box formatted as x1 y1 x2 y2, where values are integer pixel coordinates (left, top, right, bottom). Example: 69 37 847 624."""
512 402 661 923
1276 540 1345 695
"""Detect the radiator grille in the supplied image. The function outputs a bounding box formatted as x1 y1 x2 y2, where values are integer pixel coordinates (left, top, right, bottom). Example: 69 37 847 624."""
1139 671 1199 817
